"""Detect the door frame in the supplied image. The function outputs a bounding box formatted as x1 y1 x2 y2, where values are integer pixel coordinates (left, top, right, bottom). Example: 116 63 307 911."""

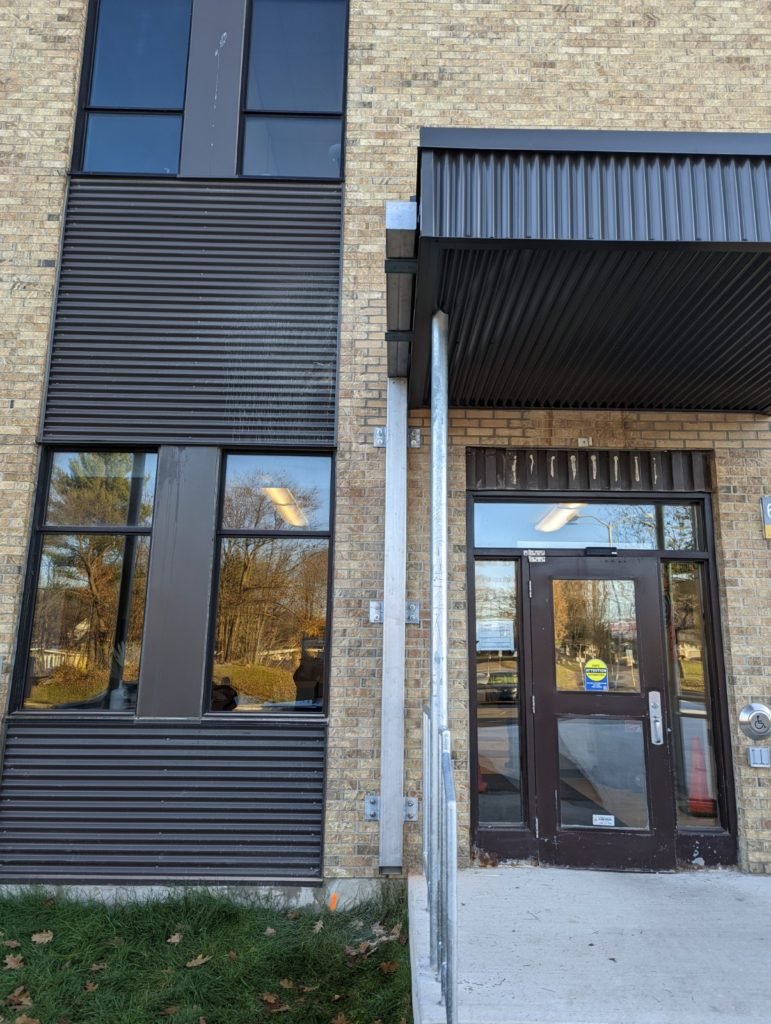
467 489 738 869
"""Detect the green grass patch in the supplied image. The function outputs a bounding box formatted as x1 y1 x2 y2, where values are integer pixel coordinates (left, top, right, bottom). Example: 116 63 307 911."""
0 887 412 1024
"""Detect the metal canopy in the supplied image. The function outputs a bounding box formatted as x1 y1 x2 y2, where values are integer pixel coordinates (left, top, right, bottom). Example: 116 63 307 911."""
390 129 771 413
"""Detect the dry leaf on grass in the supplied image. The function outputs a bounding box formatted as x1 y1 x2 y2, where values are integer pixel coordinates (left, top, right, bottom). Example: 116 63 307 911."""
300 984 319 993
286 910 299 920
269 1007 290 1015
2 941 21 949
279 978 294 989
198 1018 208 1024
185 954 212 968
227 950 238 961
264 927 276 937
313 919 324 933
84 981 98 993
5 986 32 1007
166 932 183 945
4 955 24 970
331 1014 349 1024
379 960 399 974
30 932 53 946
13 1014 41 1024
261 993 279 1006
89 962 107 973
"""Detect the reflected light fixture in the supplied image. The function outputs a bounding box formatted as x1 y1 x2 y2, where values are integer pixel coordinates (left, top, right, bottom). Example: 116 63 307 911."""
535 502 587 533
261 487 308 527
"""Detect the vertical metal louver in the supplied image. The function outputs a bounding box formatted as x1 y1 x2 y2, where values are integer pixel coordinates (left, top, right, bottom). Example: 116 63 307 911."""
44 178 343 446
0 717 326 882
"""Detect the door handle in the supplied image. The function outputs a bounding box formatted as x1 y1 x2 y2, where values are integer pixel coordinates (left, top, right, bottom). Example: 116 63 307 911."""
648 690 664 746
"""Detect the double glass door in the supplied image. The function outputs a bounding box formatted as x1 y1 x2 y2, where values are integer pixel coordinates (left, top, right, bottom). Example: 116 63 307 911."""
471 498 732 870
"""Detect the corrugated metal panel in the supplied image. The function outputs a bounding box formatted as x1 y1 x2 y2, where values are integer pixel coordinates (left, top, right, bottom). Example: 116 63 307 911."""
466 449 712 493
44 178 342 446
434 245 771 411
0 717 325 882
423 150 771 243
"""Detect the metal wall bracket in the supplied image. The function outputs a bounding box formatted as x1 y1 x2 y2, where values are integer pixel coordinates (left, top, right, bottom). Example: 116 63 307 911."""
364 794 419 821
370 601 419 624
409 428 422 448
373 427 387 448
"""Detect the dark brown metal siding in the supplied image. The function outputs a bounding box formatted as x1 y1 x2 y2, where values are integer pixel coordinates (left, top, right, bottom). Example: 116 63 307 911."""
0 717 325 882
422 150 771 243
43 178 342 446
466 448 712 493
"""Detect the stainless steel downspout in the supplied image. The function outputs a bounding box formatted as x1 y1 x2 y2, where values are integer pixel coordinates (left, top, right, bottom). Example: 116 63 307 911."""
379 376 408 869
429 309 449 968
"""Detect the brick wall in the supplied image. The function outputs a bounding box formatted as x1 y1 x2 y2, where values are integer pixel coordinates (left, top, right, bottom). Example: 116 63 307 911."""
327 1 771 875
0 1 87 717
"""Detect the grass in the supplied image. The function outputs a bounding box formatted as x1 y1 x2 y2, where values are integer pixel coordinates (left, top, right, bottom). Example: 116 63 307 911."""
0 887 412 1024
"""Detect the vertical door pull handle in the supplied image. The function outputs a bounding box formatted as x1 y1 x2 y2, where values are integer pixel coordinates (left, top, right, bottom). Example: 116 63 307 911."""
648 690 664 746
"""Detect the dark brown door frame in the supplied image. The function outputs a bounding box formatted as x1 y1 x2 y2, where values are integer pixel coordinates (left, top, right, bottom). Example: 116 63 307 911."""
467 490 738 868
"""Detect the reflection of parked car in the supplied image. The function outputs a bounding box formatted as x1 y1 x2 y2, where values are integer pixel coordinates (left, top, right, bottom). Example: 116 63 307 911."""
478 671 518 704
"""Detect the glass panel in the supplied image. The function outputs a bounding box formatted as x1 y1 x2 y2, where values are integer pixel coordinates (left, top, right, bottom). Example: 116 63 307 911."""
24 535 150 711
247 0 347 113
475 502 658 549
553 579 639 692
46 452 157 527
475 561 522 823
211 538 328 711
222 455 331 531
83 113 182 174
662 562 720 827
558 718 649 829
662 504 702 551
242 116 342 178
90 0 192 109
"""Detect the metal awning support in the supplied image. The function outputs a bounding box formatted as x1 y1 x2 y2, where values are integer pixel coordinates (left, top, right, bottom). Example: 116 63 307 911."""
379 375 409 870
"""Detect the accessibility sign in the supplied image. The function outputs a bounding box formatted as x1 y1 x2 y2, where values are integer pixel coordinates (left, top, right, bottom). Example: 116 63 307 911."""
584 658 609 691
762 496 771 540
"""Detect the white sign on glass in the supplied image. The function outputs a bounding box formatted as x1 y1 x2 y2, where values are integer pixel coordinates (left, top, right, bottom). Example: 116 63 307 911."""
477 618 515 652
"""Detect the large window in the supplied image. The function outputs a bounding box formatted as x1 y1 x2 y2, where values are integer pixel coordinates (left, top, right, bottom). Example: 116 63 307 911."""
210 454 332 712
242 0 347 178
81 0 193 174
23 452 157 711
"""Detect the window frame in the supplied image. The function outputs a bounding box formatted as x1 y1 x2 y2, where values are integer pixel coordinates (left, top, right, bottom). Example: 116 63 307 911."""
206 450 335 716
12 448 158 715
73 0 194 177
239 0 350 181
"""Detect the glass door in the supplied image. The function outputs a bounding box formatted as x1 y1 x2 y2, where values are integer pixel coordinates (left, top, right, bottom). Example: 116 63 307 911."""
530 556 677 870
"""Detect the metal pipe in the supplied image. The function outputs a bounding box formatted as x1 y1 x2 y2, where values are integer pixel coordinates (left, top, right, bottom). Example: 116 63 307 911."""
379 376 408 869
429 309 449 969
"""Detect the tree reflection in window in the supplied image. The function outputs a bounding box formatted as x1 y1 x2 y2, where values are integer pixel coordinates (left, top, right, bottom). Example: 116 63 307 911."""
212 455 331 711
24 452 156 710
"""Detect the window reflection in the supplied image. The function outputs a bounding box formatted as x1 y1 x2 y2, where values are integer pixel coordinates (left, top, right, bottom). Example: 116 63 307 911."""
212 538 328 710
223 455 331 531
475 561 522 823
46 452 157 527
662 562 720 827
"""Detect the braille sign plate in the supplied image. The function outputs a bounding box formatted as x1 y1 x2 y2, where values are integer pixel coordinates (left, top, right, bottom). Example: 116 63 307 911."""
763 496 771 540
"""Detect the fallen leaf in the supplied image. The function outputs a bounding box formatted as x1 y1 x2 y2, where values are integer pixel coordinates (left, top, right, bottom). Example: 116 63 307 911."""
13 1015 41 1024
227 950 238 961
300 984 319 993
358 941 371 955
30 932 53 945
89 961 107 973
261 993 279 1006
286 910 299 920
198 1018 208 1024
332 993 343 1001
4 954 23 970
166 932 183 945
264 927 276 937
2 941 20 949
390 923 402 939
269 1007 290 1015
379 960 398 974
372 922 386 937
160 1008 179 1017
331 1014 349 1024
84 981 98 993
185 954 212 968
279 978 294 989
313 919 324 933
5 986 32 1007
43 898 55 908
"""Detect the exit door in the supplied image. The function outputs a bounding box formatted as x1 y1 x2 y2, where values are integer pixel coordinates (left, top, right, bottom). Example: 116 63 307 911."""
529 556 677 870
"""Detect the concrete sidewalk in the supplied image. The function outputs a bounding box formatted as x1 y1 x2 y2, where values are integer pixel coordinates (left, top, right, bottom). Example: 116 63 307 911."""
409 865 771 1024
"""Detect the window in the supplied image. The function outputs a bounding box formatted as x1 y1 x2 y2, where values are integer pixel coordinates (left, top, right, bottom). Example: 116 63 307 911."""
242 0 347 178
23 452 157 711
210 454 332 712
81 0 193 174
